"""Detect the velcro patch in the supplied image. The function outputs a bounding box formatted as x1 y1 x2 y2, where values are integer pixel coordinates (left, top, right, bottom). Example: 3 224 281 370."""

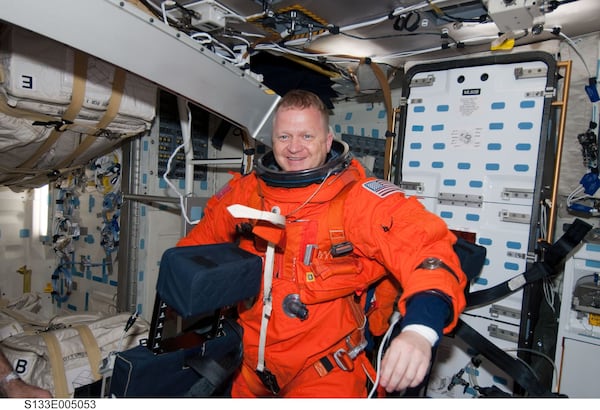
362 179 402 198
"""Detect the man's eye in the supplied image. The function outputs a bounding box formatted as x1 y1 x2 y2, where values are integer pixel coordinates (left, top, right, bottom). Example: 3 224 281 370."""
277 135 289 141
303 134 314 140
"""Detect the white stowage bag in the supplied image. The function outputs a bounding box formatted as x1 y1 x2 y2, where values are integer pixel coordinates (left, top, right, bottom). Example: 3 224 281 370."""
0 23 158 190
0 24 157 132
0 311 149 398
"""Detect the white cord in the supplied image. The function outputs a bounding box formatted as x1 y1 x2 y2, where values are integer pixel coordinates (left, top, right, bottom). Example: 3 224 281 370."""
550 29 593 78
504 347 559 393
160 1 176 25
368 311 401 398
163 142 201 226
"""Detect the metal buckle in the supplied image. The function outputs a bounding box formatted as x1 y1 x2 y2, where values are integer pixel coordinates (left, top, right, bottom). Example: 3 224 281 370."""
333 348 354 372
345 334 367 359
331 328 368 372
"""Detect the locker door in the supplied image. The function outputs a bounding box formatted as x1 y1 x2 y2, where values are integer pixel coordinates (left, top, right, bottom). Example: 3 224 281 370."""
395 52 558 397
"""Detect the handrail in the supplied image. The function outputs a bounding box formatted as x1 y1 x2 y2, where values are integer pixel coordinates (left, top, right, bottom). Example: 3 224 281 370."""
547 60 572 242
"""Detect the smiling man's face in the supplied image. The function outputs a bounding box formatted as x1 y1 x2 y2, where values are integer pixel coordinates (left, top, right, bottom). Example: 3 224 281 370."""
271 106 333 172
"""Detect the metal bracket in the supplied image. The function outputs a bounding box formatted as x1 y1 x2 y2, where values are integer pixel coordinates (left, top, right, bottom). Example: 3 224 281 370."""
499 209 530 224
398 180 424 193
488 324 519 343
514 66 548 80
501 187 534 201
506 250 527 260
410 74 435 87
438 192 483 208
489 304 521 320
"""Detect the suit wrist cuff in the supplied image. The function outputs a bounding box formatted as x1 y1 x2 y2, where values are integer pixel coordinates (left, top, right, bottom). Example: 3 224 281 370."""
401 324 439 346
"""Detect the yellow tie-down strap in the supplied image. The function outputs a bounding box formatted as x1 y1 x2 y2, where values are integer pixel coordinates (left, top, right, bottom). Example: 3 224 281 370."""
41 332 69 398
41 324 103 398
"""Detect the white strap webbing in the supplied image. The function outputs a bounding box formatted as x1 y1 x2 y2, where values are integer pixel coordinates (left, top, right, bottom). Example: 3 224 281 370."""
256 237 275 373
227 204 285 227
226 204 284 373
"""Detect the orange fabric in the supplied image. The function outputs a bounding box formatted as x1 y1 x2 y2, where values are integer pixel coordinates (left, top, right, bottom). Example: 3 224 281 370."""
367 277 401 337
231 352 379 398
177 159 467 397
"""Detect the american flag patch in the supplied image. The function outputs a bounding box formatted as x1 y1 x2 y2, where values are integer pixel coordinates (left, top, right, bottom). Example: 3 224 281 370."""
362 179 402 198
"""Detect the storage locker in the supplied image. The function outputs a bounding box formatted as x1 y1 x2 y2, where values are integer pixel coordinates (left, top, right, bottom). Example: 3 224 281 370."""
395 52 559 397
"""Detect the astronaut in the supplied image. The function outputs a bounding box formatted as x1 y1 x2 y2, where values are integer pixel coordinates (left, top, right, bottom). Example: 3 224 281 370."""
177 89 467 397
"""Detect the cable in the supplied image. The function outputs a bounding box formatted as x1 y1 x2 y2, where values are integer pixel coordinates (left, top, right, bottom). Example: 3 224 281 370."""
100 310 139 398
504 347 559 393
163 142 200 226
550 28 593 78
368 310 401 398
542 277 557 314
160 1 176 25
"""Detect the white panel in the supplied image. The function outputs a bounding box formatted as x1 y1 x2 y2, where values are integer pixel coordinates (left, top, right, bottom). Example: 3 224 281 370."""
554 244 600 397
136 208 181 323
557 338 600 398
400 54 554 397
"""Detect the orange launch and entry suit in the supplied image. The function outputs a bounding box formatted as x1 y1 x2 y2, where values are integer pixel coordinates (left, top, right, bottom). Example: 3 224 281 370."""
177 157 467 397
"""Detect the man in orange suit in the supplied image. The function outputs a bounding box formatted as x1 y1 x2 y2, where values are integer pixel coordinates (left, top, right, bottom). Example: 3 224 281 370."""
178 89 466 397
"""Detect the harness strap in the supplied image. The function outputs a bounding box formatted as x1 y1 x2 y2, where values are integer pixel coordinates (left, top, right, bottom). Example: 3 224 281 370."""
41 331 70 398
311 181 372 377
227 202 284 394
254 206 281 394
453 319 553 397
326 181 356 247
257 236 275 374
465 218 592 309
452 218 592 396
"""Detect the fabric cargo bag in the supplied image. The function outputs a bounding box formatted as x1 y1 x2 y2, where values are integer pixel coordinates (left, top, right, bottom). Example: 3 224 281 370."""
0 312 149 397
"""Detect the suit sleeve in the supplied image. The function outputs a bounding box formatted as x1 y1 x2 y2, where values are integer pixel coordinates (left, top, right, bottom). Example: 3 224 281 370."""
176 173 247 247
346 179 467 334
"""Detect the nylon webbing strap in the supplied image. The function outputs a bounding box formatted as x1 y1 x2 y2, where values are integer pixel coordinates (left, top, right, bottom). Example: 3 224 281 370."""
74 324 102 381
41 332 70 398
55 67 127 169
0 94 58 124
226 203 283 394
257 233 276 373
326 181 355 246
17 50 88 170
466 263 553 308
465 218 592 309
366 60 394 180
454 319 553 397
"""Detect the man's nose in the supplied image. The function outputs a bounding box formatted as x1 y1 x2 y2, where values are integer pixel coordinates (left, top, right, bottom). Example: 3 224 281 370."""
287 136 304 152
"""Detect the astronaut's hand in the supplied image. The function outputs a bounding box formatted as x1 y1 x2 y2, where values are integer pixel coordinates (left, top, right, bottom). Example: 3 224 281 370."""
1 378 53 398
379 330 432 393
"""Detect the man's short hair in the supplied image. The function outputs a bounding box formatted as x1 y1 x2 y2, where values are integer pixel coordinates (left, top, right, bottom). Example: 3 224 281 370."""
276 89 329 118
